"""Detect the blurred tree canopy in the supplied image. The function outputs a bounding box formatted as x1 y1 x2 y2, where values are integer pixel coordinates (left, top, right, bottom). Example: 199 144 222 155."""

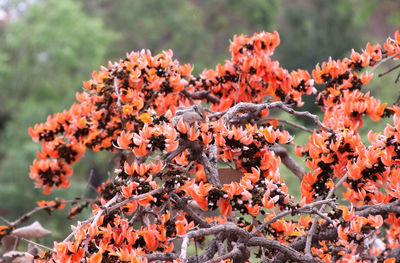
84 0 280 72
0 0 398 240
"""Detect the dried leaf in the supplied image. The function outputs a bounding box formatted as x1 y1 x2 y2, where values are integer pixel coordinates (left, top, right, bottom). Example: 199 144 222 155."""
12 221 51 239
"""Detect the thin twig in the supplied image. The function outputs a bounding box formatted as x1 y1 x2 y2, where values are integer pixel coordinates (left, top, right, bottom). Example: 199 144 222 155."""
107 187 164 212
63 188 164 242
378 64 400 78
9 198 95 228
248 237 323 263
81 169 95 198
355 200 400 217
91 194 119 227
395 71 400 83
0 216 11 224
304 175 347 257
261 118 313 133
369 52 400 75
204 244 242 263
21 238 55 252
250 199 335 235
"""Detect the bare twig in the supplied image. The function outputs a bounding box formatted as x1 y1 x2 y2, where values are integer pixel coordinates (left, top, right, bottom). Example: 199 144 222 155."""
81 169 96 198
269 144 306 180
311 209 334 225
378 63 400 78
9 198 95 229
208 110 228 119
261 118 314 133
396 71 400 83
0 216 11 224
369 52 400 75
21 238 54 252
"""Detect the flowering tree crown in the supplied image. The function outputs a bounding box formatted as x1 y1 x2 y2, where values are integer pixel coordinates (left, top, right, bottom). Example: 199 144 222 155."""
2 30 400 263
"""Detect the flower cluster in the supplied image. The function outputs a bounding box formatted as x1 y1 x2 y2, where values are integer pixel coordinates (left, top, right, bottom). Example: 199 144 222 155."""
27 31 400 263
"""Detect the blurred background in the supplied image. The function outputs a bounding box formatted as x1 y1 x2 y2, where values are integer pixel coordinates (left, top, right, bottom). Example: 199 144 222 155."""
0 0 398 242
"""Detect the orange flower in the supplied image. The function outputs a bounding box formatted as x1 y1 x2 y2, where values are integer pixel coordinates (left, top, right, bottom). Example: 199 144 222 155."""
139 113 152 124
176 218 194 236
337 206 355 221
133 143 148 156
219 199 232 216
142 231 158 251
117 131 133 149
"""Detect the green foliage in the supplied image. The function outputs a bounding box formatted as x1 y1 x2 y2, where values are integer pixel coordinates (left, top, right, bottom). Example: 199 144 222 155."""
277 0 364 71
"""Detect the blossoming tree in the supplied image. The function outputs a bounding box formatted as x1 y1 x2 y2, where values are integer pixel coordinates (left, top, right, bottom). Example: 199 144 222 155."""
2 30 400 263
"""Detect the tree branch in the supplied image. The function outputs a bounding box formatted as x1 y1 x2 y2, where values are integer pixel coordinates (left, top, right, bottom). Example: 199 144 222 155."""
355 200 400 217
248 237 323 263
143 252 177 262
181 89 220 104
204 243 242 263
221 102 333 133
270 228 338 263
170 192 211 228
9 198 95 229
251 199 335 235
269 144 305 180
200 144 222 187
